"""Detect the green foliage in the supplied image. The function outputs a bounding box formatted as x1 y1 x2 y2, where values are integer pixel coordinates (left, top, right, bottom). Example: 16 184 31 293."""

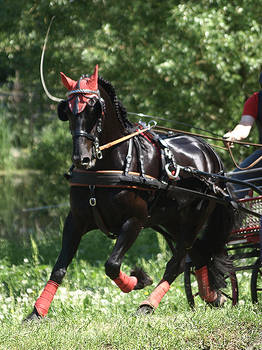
0 105 15 169
1 0 262 171
26 118 71 174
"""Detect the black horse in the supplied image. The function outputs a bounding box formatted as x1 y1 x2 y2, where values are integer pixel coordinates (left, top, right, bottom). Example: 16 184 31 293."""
25 65 236 320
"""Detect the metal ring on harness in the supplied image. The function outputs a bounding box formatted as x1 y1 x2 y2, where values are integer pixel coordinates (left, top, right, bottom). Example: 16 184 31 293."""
148 120 157 129
165 163 181 180
89 197 96 206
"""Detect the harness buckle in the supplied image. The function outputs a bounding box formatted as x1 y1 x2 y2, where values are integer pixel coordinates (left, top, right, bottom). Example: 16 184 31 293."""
93 138 103 160
89 197 97 206
164 147 173 160
96 150 103 160
89 185 97 206
148 120 157 129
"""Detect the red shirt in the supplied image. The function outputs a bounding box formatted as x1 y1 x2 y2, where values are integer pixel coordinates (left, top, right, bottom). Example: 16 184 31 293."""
242 92 259 119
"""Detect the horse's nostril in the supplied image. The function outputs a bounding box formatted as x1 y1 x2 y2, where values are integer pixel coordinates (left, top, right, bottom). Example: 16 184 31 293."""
82 157 90 165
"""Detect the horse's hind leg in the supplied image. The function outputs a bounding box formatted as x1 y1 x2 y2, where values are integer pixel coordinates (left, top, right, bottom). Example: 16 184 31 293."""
188 203 235 306
25 212 85 321
105 217 153 292
188 241 219 304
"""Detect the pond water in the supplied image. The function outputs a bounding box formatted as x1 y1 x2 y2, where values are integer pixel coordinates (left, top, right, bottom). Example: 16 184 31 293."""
0 171 69 240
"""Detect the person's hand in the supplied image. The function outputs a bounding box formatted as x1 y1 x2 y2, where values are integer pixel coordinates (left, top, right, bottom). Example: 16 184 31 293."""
223 131 236 147
223 117 254 147
223 130 238 141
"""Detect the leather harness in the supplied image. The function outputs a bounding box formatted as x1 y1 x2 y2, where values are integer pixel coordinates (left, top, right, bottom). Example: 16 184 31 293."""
66 132 227 239
66 132 180 238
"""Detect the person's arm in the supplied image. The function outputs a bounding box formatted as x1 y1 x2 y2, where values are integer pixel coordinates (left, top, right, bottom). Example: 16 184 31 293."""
223 115 255 141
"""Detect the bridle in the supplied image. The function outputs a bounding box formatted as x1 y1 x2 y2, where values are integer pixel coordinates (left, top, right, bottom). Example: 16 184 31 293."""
67 82 105 160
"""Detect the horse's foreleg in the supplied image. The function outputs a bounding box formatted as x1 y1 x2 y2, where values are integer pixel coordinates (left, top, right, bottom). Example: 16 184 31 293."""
105 217 152 293
25 212 83 320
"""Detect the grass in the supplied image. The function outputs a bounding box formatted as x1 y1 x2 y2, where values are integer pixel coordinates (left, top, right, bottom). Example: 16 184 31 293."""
0 106 14 170
0 228 261 350
1 306 261 350
0 167 261 349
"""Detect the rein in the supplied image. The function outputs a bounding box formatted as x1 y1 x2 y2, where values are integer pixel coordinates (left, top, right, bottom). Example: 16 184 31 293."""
225 143 262 170
129 112 262 148
154 125 262 169
154 125 262 148
99 121 157 151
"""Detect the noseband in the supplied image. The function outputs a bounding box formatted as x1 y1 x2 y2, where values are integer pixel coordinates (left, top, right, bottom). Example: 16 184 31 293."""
72 130 95 141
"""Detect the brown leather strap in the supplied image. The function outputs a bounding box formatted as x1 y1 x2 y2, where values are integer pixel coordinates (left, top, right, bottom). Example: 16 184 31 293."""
99 126 151 151
226 143 262 170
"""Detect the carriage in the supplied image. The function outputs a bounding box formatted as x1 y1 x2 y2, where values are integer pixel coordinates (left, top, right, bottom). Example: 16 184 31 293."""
184 168 262 307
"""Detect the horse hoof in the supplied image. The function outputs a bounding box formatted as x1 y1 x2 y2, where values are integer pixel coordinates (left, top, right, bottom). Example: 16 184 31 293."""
208 292 226 307
136 304 154 316
23 307 42 323
131 267 153 290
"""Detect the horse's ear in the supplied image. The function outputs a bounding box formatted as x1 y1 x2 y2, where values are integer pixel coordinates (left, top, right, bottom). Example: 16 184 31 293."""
60 72 76 90
57 100 68 121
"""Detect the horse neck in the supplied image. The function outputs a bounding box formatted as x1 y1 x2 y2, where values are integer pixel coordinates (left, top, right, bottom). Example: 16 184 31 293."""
96 87 160 177
99 91 127 145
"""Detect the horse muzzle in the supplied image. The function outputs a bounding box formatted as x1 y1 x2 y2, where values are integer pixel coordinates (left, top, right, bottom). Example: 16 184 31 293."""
72 132 102 169
72 154 96 169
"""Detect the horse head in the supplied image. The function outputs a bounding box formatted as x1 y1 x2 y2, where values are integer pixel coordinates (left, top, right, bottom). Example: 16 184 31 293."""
39 19 130 170
57 65 105 169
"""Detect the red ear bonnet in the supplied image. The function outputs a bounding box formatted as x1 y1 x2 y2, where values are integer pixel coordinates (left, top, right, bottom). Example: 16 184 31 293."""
60 65 99 114
60 73 77 91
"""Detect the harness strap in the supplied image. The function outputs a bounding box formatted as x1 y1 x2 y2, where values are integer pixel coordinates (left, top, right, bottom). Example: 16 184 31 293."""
133 136 146 178
124 138 134 176
70 170 165 190
88 185 117 239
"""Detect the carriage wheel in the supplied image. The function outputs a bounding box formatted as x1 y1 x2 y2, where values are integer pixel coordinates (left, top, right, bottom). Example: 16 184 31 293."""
251 258 262 304
184 262 239 308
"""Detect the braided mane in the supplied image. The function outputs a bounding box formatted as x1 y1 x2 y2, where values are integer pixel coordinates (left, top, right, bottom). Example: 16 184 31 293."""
98 76 133 129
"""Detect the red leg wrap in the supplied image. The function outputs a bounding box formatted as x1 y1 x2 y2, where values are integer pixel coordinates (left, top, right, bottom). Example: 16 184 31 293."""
195 265 217 302
113 271 137 293
34 280 59 317
141 279 170 309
